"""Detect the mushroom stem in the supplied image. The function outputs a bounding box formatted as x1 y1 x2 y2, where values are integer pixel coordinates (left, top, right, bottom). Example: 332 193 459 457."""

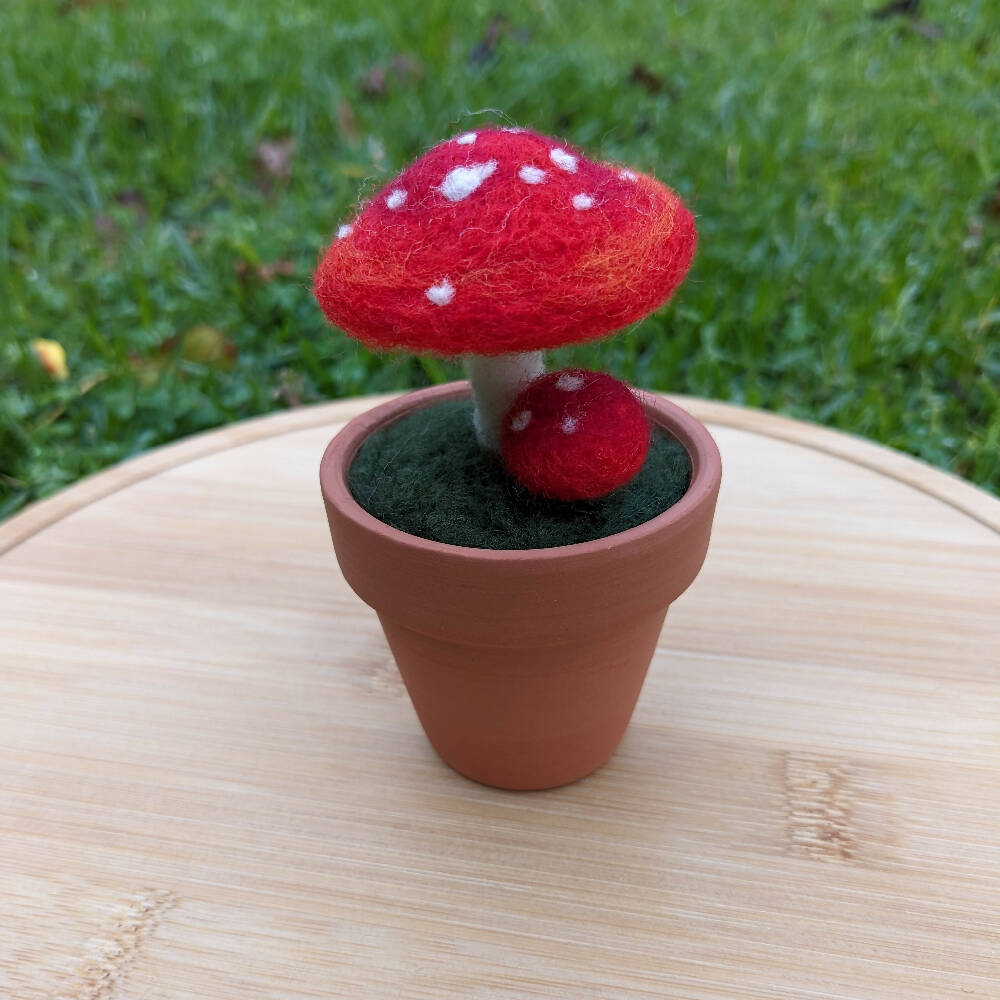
464 351 545 451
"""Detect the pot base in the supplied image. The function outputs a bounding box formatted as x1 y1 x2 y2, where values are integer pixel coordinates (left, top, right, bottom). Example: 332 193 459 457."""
381 609 668 791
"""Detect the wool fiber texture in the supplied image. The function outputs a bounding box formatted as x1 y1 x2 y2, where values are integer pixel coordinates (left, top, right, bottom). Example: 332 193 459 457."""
348 398 691 550
314 127 697 356
502 369 650 500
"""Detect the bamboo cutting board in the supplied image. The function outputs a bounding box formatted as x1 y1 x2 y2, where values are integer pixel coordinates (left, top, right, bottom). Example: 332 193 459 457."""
1 394 998 1000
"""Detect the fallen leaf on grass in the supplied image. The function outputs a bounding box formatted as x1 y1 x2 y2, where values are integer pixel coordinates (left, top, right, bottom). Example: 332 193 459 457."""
258 260 295 282
337 99 361 145
31 340 69 380
359 65 388 98
628 63 681 100
181 324 238 369
273 368 307 408
469 14 510 66
984 179 1000 221
256 137 296 180
128 353 168 388
870 0 919 18
629 62 665 94
234 259 296 283
390 54 423 83
357 55 424 100
114 188 148 221
129 325 237 386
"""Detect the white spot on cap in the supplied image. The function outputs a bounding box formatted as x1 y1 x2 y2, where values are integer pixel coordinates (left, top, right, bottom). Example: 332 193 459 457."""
455 132 477 145
572 193 594 210
510 410 532 432
619 169 637 180
425 279 455 306
385 188 407 210
437 160 498 201
518 165 546 185
336 224 353 239
550 148 577 173
561 416 579 435
501 126 525 133
555 373 584 391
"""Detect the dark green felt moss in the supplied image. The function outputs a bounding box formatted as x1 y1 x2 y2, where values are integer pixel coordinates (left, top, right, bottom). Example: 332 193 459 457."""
347 399 692 550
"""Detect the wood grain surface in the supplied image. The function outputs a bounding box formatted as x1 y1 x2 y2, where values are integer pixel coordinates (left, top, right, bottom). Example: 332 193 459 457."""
1 394 998 999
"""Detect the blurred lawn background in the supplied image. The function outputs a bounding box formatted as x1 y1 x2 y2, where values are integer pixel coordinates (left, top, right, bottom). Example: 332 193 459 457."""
2 0 998 519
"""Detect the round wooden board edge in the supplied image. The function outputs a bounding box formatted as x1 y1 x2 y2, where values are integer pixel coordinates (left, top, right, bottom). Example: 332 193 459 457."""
2 392 997 557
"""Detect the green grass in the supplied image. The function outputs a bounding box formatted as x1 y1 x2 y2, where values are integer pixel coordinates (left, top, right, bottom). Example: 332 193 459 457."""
2 0 998 519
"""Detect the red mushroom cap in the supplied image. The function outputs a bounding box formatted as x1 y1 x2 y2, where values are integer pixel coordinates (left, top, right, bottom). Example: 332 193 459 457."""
314 127 696 357
501 369 651 500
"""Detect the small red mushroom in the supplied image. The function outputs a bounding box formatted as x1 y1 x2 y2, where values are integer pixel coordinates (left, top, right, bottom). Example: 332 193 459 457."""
501 370 650 501
313 126 696 451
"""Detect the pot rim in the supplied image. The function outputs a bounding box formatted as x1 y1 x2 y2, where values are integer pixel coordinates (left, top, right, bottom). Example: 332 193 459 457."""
320 381 721 564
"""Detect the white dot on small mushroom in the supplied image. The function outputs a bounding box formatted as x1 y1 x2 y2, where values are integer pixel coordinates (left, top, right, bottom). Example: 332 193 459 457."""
572 193 594 210
455 132 477 145
549 148 578 173
619 169 637 180
518 165 546 185
336 224 353 239
437 160 498 201
385 188 407 210
501 126 525 133
510 410 532 432
425 279 455 306
561 417 579 435
555 373 584 392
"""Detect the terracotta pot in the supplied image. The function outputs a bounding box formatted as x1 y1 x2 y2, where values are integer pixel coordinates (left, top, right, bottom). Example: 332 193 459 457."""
320 382 722 790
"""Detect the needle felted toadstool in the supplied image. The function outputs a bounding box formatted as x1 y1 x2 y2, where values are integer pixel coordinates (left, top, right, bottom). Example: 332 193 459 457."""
502 369 650 501
313 126 696 450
